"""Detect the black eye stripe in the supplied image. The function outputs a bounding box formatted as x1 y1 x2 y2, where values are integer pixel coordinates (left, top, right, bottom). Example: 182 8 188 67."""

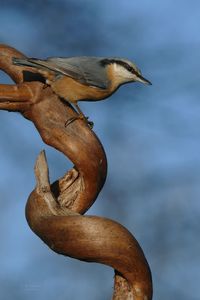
100 58 138 75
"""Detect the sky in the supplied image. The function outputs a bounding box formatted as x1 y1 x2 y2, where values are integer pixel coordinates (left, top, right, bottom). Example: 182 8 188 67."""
0 1 200 299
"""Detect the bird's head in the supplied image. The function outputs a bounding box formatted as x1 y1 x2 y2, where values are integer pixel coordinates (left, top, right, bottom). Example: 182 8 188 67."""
100 58 152 87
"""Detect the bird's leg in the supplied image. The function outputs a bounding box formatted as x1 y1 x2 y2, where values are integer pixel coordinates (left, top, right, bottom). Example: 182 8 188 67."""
74 103 94 127
65 102 94 128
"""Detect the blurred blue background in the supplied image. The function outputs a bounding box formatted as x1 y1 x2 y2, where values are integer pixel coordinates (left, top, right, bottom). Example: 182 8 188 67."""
0 0 200 299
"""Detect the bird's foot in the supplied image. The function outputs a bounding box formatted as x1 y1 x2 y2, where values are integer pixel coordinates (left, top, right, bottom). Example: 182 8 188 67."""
65 115 94 129
42 83 49 89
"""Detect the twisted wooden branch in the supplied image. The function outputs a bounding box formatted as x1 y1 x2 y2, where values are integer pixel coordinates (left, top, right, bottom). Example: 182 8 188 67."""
0 44 153 299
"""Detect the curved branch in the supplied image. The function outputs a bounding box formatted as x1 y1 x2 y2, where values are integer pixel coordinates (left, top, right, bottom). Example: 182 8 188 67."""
0 83 35 111
0 44 153 299
0 44 25 83
26 151 152 300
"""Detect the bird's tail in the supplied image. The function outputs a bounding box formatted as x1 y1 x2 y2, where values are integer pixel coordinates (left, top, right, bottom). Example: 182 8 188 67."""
12 57 42 69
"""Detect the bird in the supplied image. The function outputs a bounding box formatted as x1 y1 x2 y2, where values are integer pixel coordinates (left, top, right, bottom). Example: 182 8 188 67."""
12 56 152 127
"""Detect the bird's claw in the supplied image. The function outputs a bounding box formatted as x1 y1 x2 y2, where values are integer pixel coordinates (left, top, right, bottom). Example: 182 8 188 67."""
65 115 94 129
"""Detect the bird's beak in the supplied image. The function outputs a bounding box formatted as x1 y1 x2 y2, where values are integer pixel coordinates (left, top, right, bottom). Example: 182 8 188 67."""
136 74 152 85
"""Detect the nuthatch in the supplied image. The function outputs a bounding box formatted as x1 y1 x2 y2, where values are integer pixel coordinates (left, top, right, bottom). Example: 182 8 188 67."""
13 56 151 126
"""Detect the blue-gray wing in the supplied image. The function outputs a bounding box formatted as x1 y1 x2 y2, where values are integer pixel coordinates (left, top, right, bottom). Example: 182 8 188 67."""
13 56 109 89
45 56 109 89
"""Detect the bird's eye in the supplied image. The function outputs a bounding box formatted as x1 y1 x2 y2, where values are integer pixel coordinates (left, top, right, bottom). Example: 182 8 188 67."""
127 65 133 72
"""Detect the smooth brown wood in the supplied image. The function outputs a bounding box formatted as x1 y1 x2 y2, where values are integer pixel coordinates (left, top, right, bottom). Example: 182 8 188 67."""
0 44 153 300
